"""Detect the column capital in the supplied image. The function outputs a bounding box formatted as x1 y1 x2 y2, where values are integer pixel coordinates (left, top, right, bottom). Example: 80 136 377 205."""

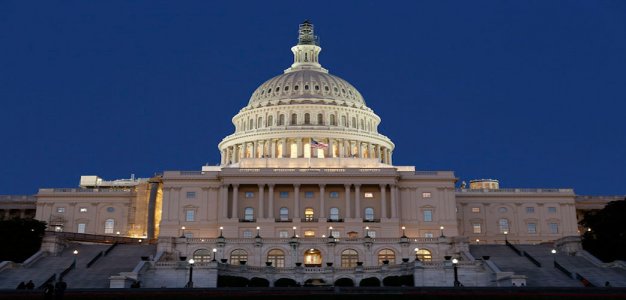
258 184 265 189
344 184 351 189
293 184 301 188
232 184 239 189
379 184 387 189
354 184 361 188
267 184 275 189
318 184 326 189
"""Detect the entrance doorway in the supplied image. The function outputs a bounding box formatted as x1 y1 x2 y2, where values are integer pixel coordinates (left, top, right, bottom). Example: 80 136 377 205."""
304 249 322 267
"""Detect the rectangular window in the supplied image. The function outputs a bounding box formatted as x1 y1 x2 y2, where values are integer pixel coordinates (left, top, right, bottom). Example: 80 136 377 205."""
304 191 314 198
364 192 374 198
304 230 315 237
186 191 196 199
79 207 87 213
548 207 557 214
186 210 195 222
473 223 482 234
527 223 537 234
549 223 559 234
279 230 289 238
184 233 193 238
243 230 253 238
526 207 535 214
57 207 65 213
422 192 432 198
329 192 339 198
368 230 376 238
77 223 86 233
279 191 289 198
423 210 433 222
245 192 254 198
471 207 480 213
424 233 434 238
331 230 340 238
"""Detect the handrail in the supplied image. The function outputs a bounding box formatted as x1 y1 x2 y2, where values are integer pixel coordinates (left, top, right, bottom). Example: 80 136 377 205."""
575 273 596 287
38 273 56 289
45 231 144 244
86 251 103 268
104 242 118 255
59 261 75 279
505 240 522 256
553 260 574 279
522 251 542 267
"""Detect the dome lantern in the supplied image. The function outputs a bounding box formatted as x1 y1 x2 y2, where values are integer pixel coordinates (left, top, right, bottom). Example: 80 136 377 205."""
287 20 324 72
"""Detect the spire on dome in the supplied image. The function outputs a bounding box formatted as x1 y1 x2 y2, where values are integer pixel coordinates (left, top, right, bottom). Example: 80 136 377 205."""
298 20 319 46
286 21 326 73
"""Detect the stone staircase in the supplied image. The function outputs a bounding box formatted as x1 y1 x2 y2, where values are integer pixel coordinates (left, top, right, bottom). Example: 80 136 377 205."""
60 244 156 288
0 242 109 289
519 244 626 287
470 244 581 287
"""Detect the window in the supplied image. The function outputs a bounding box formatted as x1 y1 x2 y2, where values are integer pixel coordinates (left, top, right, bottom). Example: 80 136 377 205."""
291 114 297 125
304 208 315 221
473 223 482 234
193 249 211 263
416 249 432 262
317 113 323 125
364 208 374 221
267 249 285 268
499 207 508 213
279 207 289 221
245 192 254 198
351 117 356 128
527 223 537 234
279 230 289 238
77 223 86 233
304 230 315 237
268 115 273 126
279 191 289 198
244 207 254 221
526 207 535 214
471 207 480 213
330 114 336 125
186 191 196 199
368 230 376 238
422 192 432 198
304 191 314 198
329 191 339 198
364 192 373 198
186 210 195 222
424 233 434 238
230 249 248 265
243 230 253 238
378 249 395 265
104 219 115 234
341 249 358 267
329 207 340 221
331 230 340 237
184 232 193 238
341 116 347 127
107 207 115 213
549 223 559 234
548 207 557 214
79 207 88 213
423 210 433 222
499 218 509 233
278 114 285 126
304 113 311 124
57 207 65 213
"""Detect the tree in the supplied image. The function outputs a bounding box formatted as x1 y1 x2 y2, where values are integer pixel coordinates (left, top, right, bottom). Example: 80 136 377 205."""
580 198 626 262
0 218 47 262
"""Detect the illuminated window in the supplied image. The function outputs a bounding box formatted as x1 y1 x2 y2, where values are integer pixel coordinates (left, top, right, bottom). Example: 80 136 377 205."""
304 230 315 237
193 249 212 263
527 223 537 234
368 230 376 238
378 249 395 265
244 207 254 221
186 191 196 199
331 230 340 237
279 191 289 198
364 192 374 198
245 192 254 198
549 223 559 234
473 223 482 234
304 208 315 221
416 249 432 262
341 249 358 267
267 249 285 267
77 223 86 233
423 210 433 222
329 207 340 221
499 219 509 233
79 207 88 213
422 192 432 198
230 249 248 265
364 207 374 221
471 207 480 213
279 230 289 238
104 219 115 234
186 210 195 222
57 207 65 213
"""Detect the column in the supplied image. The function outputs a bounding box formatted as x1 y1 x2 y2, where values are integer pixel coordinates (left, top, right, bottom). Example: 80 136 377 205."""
357 141 363 158
312 138 318 158
258 184 265 219
221 185 229 219
376 144 382 162
327 139 333 158
268 184 275 219
391 184 398 219
232 184 239 220
294 184 301 219
319 184 326 218
270 139 276 158
354 184 361 219
344 184 351 219
220 150 225 165
280 138 286 158
368 143 374 159
389 150 393 165
226 147 232 164
344 139 350 157
252 140 258 158
380 184 387 219
339 139 345 157
297 138 303 158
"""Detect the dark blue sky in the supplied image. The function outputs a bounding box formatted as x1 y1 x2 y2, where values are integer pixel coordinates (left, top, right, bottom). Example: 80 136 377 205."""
1 1 625 195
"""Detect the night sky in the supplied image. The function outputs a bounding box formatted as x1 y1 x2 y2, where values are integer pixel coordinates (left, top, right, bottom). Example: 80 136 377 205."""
1 1 625 195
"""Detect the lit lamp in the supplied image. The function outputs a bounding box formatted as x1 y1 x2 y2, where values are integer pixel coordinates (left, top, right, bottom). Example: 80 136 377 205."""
212 248 217 262
219 226 224 238
452 258 461 287
475 239 480 244
440 226 445 237
256 226 261 238
551 249 557 263
504 231 508 242
365 226 370 238
292 226 297 238
414 247 420 261
328 226 334 238
180 226 186 238
186 258 195 288
72 250 78 269
401 226 407 238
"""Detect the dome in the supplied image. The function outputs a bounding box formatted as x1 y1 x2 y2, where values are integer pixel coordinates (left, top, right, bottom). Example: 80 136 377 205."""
247 70 366 108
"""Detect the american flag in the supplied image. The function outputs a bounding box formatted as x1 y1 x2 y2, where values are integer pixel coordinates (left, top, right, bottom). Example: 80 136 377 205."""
311 139 328 149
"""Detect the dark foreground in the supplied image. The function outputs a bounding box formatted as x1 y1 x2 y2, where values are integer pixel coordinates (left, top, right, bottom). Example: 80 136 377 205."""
2 287 626 300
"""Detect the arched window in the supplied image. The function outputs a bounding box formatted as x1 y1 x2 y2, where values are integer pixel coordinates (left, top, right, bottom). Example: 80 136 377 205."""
499 218 509 233
291 114 297 125
230 249 248 265
244 207 254 221
317 113 323 125
341 249 358 267
267 115 273 127
193 249 212 263
267 249 285 268
279 207 289 221
249 118 254 129
304 113 310 124
378 249 395 265
341 116 347 127
104 219 115 234
305 208 315 222
416 249 432 262
364 207 374 221
330 114 336 126
351 117 357 128
257 117 263 128
360 119 364 130
278 114 285 126
329 207 340 221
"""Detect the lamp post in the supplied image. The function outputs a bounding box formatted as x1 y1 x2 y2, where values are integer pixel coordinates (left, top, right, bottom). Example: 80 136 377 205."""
328 226 333 238
475 239 480 245
401 226 407 238
414 247 420 261
219 226 224 238
292 226 297 238
365 226 370 238
551 249 557 263
256 226 261 238
186 258 195 288
440 226 445 237
452 258 460 287
180 226 186 238
504 231 508 242
212 248 217 262
72 250 78 269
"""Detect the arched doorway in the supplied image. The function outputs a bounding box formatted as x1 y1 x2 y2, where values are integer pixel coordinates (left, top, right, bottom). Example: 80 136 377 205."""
335 278 354 287
304 249 322 267
304 278 326 286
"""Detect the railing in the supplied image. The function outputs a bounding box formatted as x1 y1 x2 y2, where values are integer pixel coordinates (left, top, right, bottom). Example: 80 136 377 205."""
301 218 318 222
505 240 522 256
575 273 596 287
104 242 118 255
327 218 344 223
86 251 103 268
554 260 573 278
523 251 542 267
239 218 256 223
45 231 145 244
457 188 574 193
39 188 134 193
275 218 292 222
38 273 56 289
363 219 381 223
181 236 441 244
